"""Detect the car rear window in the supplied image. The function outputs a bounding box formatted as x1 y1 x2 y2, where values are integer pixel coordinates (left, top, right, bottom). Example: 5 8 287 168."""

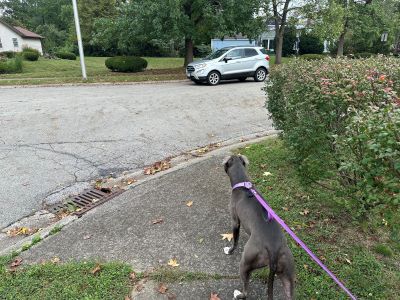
245 48 258 57
259 48 267 54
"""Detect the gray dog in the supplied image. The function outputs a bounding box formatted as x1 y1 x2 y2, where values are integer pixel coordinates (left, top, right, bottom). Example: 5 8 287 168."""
223 154 295 300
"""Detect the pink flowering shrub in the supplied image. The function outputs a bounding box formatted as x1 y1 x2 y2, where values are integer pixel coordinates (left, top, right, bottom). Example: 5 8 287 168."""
266 56 400 215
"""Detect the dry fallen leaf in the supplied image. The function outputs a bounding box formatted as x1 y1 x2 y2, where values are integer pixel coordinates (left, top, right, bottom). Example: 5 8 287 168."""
126 178 136 185
7 226 38 237
282 207 289 211
186 201 193 207
167 258 180 267
124 296 131 300
344 258 352 265
51 257 60 264
299 209 310 216
10 258 23 267
91 264 101 275
263 171 272 177
144 160 171 175
221 233 234 242
152 218 164 225
210 292 221 300
135 283 144 292
129 272 137 281
157 283 168 294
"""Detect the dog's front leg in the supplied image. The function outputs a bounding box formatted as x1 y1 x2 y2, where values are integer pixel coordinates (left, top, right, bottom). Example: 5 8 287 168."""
225 218 240 255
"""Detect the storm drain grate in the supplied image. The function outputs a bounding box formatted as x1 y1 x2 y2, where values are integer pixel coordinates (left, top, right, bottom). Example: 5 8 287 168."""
47 188 124 217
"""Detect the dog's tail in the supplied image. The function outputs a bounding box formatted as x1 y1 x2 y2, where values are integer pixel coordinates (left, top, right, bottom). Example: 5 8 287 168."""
267 253 277 300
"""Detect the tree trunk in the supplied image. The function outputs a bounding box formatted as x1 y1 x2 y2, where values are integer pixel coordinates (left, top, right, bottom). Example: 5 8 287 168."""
184 37 194 67
275 33 284 65
337 31 346 56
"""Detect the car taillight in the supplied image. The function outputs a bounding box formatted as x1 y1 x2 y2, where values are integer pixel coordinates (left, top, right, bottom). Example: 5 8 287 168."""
265 55 270 61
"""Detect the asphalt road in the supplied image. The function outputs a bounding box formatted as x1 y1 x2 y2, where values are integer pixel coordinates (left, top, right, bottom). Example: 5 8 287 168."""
0 80 272 228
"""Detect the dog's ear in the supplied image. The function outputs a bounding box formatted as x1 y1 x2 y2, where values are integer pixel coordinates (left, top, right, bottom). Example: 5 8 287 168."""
222 155 232 173
238 155 249 167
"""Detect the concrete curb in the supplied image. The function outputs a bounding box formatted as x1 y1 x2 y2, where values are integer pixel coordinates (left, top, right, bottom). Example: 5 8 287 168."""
100 130 279 191
0 215 77 256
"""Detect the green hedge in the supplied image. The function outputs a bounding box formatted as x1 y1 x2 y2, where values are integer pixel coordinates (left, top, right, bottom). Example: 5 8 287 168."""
266 57 400 216
354 52 374 59
0 51 17 58
0 56 23 74
22 51 39 61
105 56 148 73
55 51 77 60
300 54 326 60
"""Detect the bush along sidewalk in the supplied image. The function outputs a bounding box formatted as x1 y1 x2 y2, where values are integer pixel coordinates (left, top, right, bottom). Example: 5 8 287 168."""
266 56 400 219
239 139 399 299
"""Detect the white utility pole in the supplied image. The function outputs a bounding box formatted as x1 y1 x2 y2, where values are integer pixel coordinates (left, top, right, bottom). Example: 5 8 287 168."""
72 0 87 80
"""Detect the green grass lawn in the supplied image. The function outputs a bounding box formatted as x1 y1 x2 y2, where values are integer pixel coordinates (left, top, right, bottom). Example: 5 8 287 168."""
0 55 290 86
241 138 399 300
0 255 133 300
0 56 185 85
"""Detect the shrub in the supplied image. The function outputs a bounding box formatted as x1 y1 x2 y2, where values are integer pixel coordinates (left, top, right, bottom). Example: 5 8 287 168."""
299 33 324 55
22 47 40 55
266 56 400 215
282 25 297 57
354 52 374 59
0 51 17 58
300 54 326 60
0 56 23 74
55 51 77 60
105 56 148 72
194 44 212 58
23 51 39 61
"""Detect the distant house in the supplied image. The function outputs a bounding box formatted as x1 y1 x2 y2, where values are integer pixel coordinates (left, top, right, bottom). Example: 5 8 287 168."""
0 19 44 54
259 24 276 51
211 34 256 51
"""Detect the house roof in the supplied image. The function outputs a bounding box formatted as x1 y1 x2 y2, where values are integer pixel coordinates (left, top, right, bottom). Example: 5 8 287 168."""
0 19 44 39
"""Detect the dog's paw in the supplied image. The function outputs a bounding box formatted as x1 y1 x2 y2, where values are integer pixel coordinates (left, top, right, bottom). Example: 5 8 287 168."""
224 247 231 255
233 290 243 299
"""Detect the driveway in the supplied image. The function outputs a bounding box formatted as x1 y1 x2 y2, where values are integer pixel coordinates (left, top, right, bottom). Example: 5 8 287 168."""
0 81 272 228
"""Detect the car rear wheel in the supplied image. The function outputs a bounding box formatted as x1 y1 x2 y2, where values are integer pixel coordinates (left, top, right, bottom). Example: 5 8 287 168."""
254 68 267 82
207 71 220 86
238 77 247 82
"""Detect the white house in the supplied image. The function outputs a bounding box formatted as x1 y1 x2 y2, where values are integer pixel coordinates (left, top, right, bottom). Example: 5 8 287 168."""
211 34 256 51
0 19 44 54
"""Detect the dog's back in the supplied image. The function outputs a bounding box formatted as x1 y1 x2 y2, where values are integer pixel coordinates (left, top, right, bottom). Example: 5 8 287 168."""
224 155 295 299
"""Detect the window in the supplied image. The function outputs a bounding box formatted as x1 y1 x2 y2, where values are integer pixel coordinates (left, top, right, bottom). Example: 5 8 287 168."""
206 48 229 59
12 38 18 47
226 48 244 59
245 48 258 57
0 38 2 49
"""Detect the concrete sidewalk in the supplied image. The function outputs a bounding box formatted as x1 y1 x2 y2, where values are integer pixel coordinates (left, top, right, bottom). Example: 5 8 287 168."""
21 151 284 299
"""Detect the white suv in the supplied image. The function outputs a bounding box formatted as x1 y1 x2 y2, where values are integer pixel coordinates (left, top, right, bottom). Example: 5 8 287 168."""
186 46 270 85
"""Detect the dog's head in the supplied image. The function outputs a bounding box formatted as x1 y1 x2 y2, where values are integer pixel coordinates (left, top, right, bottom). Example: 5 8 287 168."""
222 154 249 173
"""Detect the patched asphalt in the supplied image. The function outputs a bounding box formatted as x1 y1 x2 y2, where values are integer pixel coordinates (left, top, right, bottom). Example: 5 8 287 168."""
0 81 272 228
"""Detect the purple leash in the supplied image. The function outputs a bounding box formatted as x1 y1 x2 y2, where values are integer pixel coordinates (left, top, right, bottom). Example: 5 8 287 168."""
232 181 357 300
